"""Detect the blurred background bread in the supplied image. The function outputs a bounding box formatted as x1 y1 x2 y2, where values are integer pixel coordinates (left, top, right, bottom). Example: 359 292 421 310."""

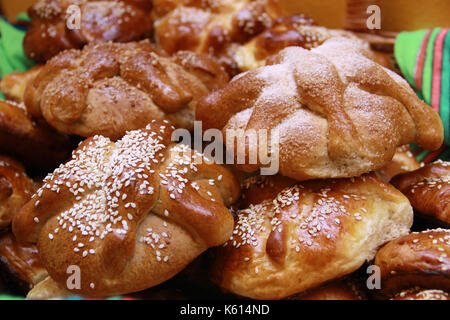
2 0 450 31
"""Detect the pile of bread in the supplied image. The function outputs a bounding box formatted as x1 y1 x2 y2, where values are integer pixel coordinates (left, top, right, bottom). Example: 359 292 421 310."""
0 0 448 300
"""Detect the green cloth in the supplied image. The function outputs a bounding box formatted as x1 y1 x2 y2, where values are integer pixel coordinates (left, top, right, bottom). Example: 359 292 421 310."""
0 18 34 77
395 28 450 162
441 32 450 144
0 15 34 100
395 29 427 90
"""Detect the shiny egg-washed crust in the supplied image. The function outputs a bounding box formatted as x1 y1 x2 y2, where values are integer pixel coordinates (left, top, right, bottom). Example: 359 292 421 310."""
24 0 153 63
0 100 74 172
377 145 421 182
24 41 229 140
153 0 285 75
211 173 413 299
374 229 450 296
0 232 47 291
234 15 363 71
26 276 72 299
391 288 449 300
0 156 35 228
0 66 43 103
391 161 450 225
13 121 240 297
197 37 444 181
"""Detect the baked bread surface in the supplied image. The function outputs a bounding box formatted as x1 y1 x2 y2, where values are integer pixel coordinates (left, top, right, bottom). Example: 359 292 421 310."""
24 41 229 139
153 0 284 74
374 229 450 295
24 0 153 62
0 156 35 228
13 121 240 297
391 161 450 225
0 100 74 172
211 173 413 299
197 37 444 180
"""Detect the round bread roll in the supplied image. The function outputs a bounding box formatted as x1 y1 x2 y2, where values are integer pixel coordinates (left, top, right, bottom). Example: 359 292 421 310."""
24 41 229 140
24 0 153 62
197 37 443 181
211 173 413 299
374 229 450 297
391 288 449 300
0 156 35 228
391 160 450 226
13 121 240 297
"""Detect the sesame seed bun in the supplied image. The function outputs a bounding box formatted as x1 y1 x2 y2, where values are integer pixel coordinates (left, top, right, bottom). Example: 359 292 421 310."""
211 173 413 299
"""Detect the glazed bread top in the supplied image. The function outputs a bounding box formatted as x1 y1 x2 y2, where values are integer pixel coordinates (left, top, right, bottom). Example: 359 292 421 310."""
374 229 450 295
391 160 450 225
153 0 284 74
233 14 363 71
24 0 153 62
0 100 74 172
211 174 413 299
24 41 229 140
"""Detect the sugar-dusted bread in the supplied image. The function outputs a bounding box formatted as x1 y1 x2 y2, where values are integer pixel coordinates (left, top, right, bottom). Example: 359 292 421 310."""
197 37 443 180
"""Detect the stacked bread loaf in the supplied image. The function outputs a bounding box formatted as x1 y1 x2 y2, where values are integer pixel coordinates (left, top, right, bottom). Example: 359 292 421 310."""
0 0 448 300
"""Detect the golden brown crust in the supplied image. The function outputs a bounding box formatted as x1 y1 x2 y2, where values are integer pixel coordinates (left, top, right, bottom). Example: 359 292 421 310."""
0 232 47 291
0 66 44 103
0 100 74 172
26 276 72 299
391 288 449 300
153 0 285 75
211 173 413 299
24 0 153 62
197 37 444 180
374 229 450 296
24 41 229 140
0 156 35 228
13 121 240 297
234 15 365 71
377 145 421 182
391 161 450 225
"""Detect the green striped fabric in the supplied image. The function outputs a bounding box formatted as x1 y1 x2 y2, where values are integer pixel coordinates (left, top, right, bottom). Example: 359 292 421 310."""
395 28 450 162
